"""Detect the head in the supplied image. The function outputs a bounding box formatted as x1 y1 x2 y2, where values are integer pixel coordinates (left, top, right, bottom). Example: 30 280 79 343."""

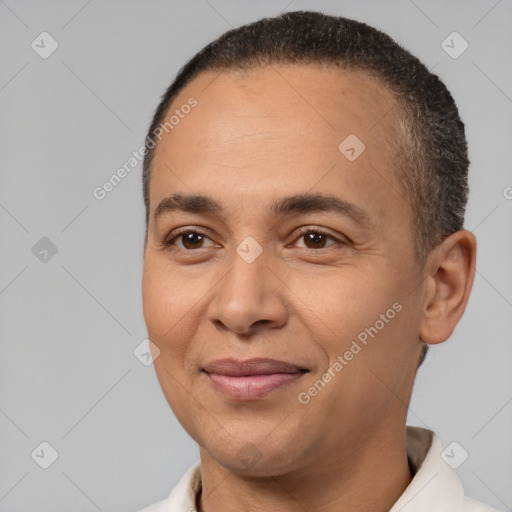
141 11 476 475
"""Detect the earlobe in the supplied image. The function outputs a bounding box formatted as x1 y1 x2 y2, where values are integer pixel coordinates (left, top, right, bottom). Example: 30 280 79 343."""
419 230 477 345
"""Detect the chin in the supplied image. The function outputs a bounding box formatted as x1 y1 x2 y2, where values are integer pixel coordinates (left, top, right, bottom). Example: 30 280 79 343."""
201 435 303 477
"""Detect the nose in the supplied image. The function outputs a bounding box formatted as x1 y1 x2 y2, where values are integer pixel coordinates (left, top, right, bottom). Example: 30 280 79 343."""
207 246 289 336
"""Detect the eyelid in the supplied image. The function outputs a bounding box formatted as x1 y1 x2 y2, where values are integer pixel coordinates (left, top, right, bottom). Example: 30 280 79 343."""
289 226 349 249
160 225 350 251
159 227 218 250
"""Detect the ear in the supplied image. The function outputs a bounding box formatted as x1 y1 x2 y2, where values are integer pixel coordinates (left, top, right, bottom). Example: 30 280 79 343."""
419 230 477 345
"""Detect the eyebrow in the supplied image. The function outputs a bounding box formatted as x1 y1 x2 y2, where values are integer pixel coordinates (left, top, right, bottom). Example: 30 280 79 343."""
153 193 374 229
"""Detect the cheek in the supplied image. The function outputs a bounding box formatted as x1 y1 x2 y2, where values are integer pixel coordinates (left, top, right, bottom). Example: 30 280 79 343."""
289 265 398 346
142 261 195 354
143 256 200 321
292 266 413 389
142 262 201 423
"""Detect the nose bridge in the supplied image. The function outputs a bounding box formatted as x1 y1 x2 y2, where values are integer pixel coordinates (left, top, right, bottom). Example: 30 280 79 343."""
208 241 287 334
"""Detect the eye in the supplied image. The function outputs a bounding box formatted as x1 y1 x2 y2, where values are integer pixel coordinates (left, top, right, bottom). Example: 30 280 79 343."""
292 228 345 250
160 229 219 250
160 227 347 252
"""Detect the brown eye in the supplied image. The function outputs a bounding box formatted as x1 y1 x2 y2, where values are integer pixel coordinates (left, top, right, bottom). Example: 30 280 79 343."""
179 231 205 249
303 231 329 249
294 229 339 250
162 230 217 250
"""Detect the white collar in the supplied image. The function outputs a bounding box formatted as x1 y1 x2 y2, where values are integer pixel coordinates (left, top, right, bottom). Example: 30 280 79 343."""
144 426 498 512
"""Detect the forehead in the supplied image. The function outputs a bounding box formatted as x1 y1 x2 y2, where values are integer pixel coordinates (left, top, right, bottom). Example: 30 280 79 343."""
163 64 398 147
149 63 407 230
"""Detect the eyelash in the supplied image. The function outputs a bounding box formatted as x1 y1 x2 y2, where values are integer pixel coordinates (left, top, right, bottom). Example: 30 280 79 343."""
159 227 348 252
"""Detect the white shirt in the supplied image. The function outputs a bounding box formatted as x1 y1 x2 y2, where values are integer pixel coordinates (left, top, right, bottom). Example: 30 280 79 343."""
139 426 501 512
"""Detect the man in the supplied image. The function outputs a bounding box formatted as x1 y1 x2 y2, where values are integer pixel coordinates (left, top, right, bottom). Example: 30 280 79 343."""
139 10 500 512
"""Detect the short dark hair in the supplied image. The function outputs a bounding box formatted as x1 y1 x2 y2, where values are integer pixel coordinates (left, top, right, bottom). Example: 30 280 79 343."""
143 10 471 366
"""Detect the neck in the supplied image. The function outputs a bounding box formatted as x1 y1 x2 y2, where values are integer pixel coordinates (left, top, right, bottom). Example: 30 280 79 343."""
196 425 412 512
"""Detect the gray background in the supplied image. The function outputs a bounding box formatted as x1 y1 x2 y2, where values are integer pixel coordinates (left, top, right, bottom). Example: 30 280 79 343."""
1 0 511 511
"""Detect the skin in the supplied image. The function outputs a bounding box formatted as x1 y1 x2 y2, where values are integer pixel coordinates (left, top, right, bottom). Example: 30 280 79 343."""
142 64 477 512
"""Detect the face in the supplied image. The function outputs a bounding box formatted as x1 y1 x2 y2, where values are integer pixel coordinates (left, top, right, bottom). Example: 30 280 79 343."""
142 64 426 476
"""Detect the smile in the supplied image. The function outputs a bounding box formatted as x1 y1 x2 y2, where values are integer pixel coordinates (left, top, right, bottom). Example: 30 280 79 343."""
201 358 309 400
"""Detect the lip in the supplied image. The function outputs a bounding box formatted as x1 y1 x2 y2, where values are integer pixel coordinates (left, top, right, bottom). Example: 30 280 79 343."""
202 358 308 400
